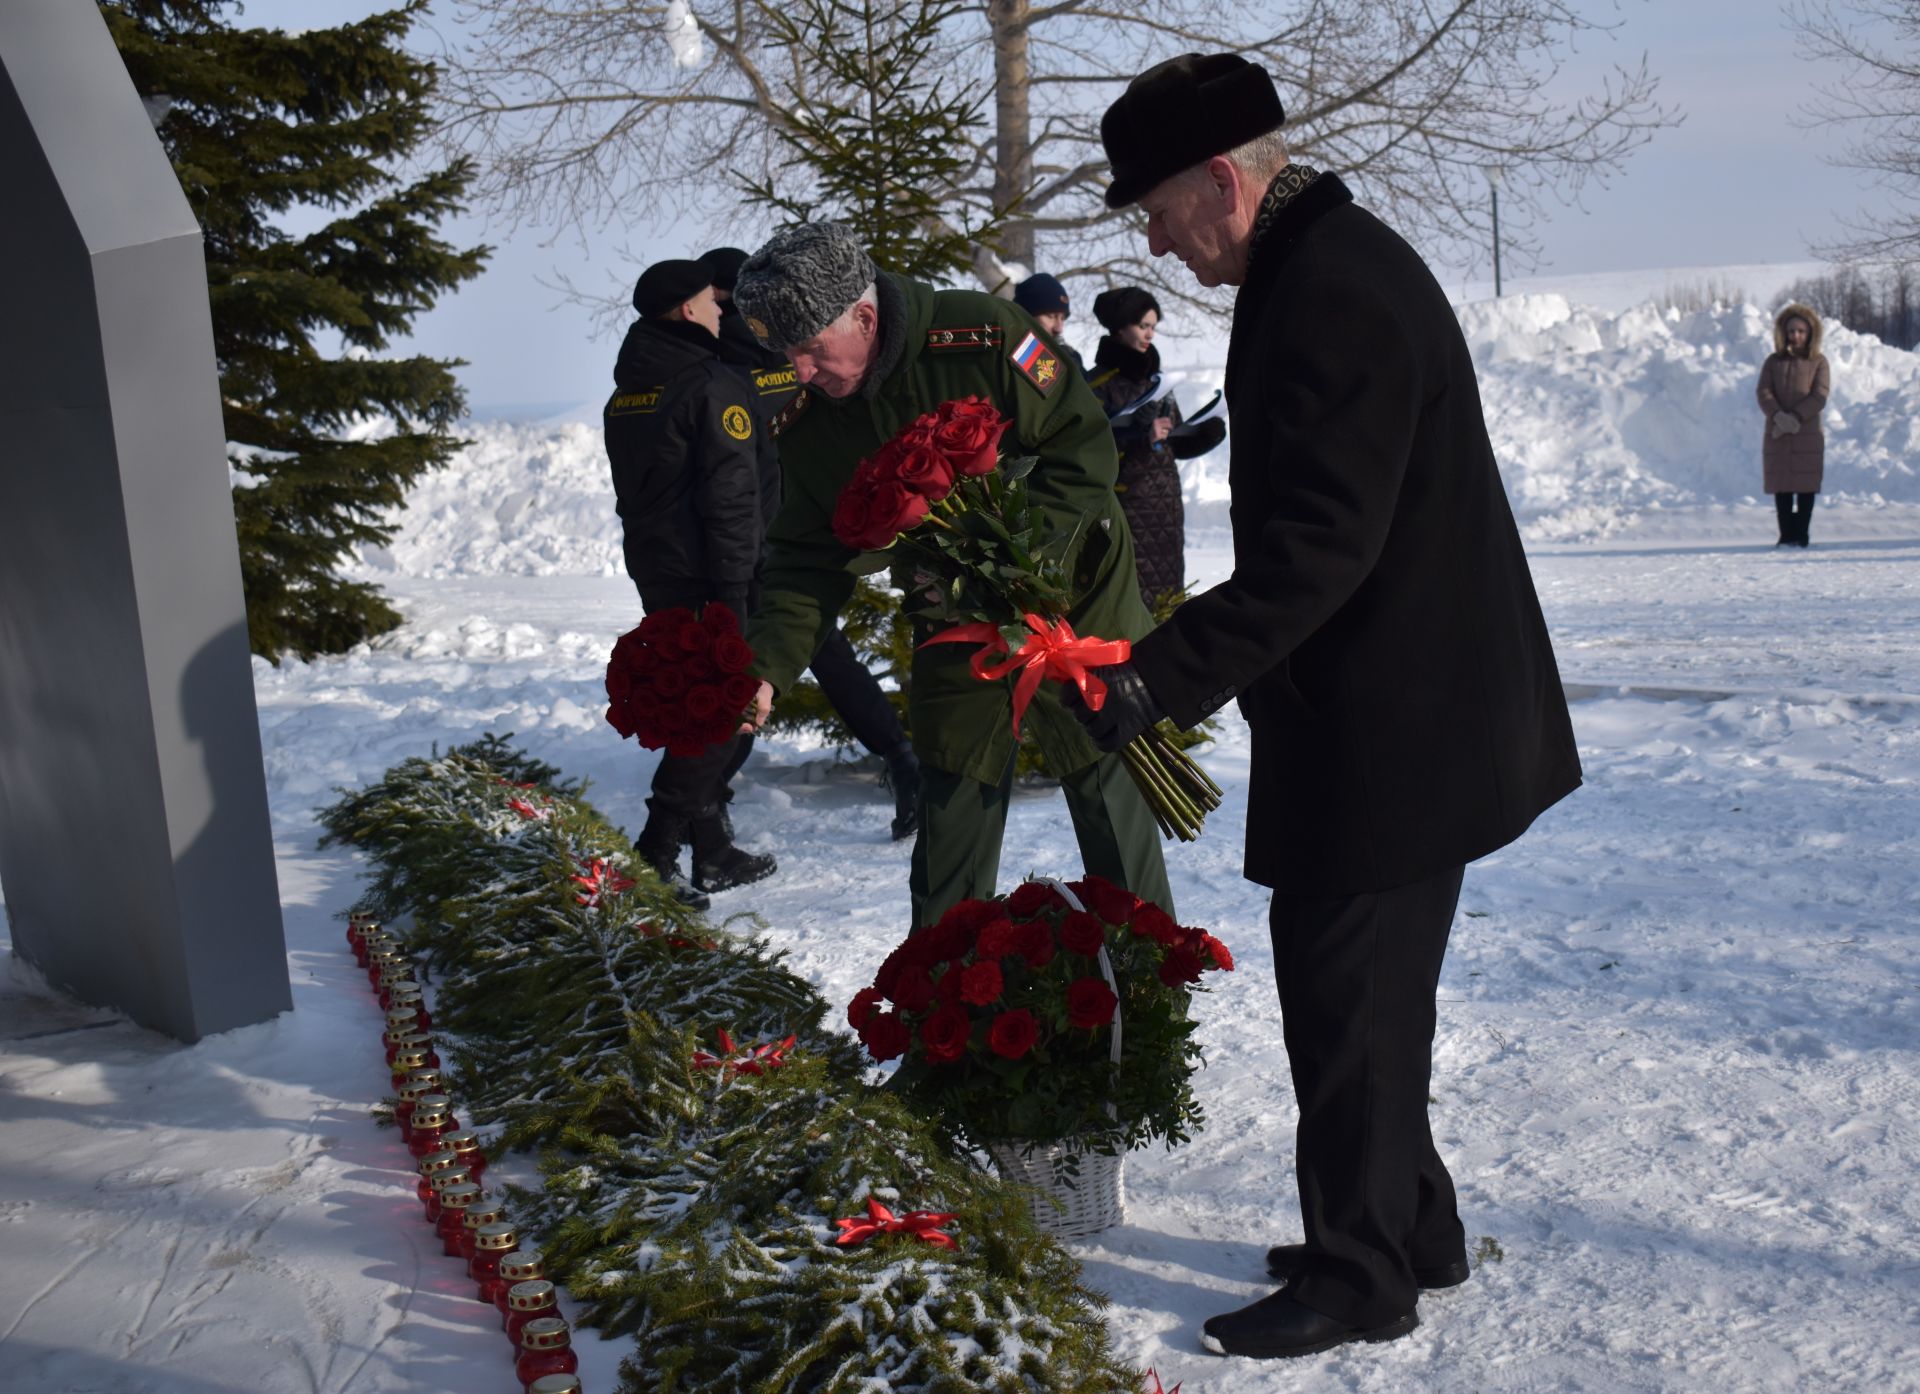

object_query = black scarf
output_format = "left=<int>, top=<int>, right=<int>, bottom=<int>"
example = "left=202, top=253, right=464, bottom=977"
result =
left=1092, top=337, right=1160, bottom=381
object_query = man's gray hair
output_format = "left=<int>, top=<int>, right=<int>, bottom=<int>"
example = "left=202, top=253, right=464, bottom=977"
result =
left=1224, top=127, right=1290, bottom=182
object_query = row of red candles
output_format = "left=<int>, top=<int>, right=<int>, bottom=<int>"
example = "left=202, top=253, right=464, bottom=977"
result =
left=349, top=914, right=584, bottom=1394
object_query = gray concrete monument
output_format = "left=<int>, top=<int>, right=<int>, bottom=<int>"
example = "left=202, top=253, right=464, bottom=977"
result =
left=0, top=0, right=292, bottom=1041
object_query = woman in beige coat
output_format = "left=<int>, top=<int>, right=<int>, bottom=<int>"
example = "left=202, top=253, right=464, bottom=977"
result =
left=1757, top=302, right=1831, bottom=547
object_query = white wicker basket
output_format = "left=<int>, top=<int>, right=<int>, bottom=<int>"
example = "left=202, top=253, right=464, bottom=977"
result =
left=985, top=878, right=1127, bottom=1239
left=985, top=1136, right=1125, bottom=1238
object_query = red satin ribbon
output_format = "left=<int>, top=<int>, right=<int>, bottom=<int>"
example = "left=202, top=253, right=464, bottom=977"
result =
left=833, top=1197, right=959, bottom=1251
left=1145, top=1370, right=1182, bottom=1394
left=571, top=857, right=636, bottom=907
left=921, top=612, right=1131, bottom=737
left=692, top=1028, right=796, bottom=1075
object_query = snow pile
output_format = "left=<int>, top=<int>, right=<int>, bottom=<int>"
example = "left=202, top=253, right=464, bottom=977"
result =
left=357, top=290, right=1919, bottom=578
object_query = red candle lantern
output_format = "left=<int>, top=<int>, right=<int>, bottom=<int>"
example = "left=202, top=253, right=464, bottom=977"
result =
left=389, top=1045, right=440, bottom=1090
left=504, top=1279, right=559, bottom=1348
left=435, top=1183, right=482, bottom=1255
left=384, top=1030, right=434, bottom=1068
left=365, top=947, right=405, bottom=988
left=424, top=1164, right=473, bottom=1223
left=458, top=1198, right=507, bottom=1262
left=515, top=1318, right=579, bottom=1392
left=407, top=1103, right=455, bottom=1160
left=388, top=988, right=432, bottom=1032
left=494, top=1253, right=545, bottom=1327
left=529, top=1376, right=583, bottom=1394
left=468, top=1221, right=519, bottom=1301
left=442, top=1130, right=487, bottom=1182
left=415, top=1150, right=460, bottom=1205
left=395, top=1074, right=444, bottom=1142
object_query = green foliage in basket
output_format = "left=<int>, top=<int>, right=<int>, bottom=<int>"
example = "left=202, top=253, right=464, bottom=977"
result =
left=318, top=735, right=1139, bottom=1393
left=851, top=877, right=1235, bottom=1156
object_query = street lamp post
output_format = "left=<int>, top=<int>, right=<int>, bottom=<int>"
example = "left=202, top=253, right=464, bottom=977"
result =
left=1485, top=166, right=1505, bottom=298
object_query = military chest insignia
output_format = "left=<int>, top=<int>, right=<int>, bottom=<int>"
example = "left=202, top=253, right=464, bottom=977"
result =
left=607, top=386, right=664, bottom=416
left=769, top=389, right=811, bottom=439
left=925, top=324, right=1005, bottom=352
left=721, top=404, right=753, bottom=440
left=1010, top=331, right=1061, bottom=395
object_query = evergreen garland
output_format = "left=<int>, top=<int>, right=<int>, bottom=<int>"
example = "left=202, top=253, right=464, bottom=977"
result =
left=318, top=736, right=1139, bottom=1392
left=103, top=0, right=489, bottom=663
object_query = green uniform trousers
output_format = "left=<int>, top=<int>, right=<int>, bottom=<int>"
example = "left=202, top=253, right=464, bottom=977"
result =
left=907, top=749, right=1175, bottom=929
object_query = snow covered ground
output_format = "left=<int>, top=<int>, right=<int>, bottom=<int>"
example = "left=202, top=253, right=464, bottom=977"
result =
left=4, top=283, right=1919, bottom=1393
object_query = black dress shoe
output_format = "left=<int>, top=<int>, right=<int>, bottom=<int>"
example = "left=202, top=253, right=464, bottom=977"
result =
left=1200, top=1289, right=1417, bottom=1359
left=1264, top=1242, right=1470, bottom=1290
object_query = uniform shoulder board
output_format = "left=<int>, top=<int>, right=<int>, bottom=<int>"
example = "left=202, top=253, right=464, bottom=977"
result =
left=925, top=324, right=1005, bottom=352
left=769, top=389, right=811, bottom=439
left=607, top=385, right=665, bottom=417
left=1009, top=331, right=1063, bottom=396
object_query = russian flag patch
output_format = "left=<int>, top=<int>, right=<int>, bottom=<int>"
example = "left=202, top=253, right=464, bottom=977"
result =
left=1010, top=331, right=1062, bottom=395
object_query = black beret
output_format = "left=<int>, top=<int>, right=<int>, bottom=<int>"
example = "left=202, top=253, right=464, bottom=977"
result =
left=1101, top=53, right=1285, bottom=209
left=1092, top=286, right=1161, bottom=332
left=631, top=258, right=712, bottom=318
left=698, top=246, right=750, bottom=292
left=1013, top=273, right=1070, bottom=317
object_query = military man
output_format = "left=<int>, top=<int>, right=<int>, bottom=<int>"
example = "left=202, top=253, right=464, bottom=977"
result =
left=699, top=245, right=925, bottom=840
left=732, top=223, right=1173, bottom=927
left=604, top=257, right=780, bottom=907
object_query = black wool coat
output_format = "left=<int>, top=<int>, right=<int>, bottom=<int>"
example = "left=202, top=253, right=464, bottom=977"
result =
left=1129, top=174, right=1581, bottom=896
left=603, top=318, right=771, bottom=607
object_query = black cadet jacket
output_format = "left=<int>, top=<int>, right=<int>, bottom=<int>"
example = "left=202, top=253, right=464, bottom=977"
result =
left=1129, top=174, right=1582, bottom=897
left=603, top=317, right=772, bottom=606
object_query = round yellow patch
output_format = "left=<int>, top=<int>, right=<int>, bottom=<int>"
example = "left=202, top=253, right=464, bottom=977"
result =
left=745, top=315, right=771, bottom=342
left=722, top=405, right=753, bottom=441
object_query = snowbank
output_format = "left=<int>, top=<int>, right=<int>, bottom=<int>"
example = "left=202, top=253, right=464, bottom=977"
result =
left=359, top=290, right=1920, bottom=577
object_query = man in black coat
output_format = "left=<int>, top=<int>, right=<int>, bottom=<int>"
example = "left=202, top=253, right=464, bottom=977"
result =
left=1073, top=54, right=1582, bottom=1361
left=605, top=258, right=779, bottom=905
left=698, top=246, right=924, bottom=840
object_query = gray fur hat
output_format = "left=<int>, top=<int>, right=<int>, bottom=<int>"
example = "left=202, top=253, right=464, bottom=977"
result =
left=734, top=222, right=877, bottom=349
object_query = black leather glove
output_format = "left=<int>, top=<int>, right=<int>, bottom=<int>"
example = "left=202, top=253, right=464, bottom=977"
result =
left=1062, top=660, right=1164, bottom=752
left=1170, top=416, right=1227, bottom=459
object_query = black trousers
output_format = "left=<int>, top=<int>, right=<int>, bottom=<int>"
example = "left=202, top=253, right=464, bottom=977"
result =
left=807, top=624, right=905, bottom=756
left=639, top=586, right=752, bottom=817
left=1774, top=492, right=1816, bottom=543
left=1271, top=862, right=1468, bottom=1326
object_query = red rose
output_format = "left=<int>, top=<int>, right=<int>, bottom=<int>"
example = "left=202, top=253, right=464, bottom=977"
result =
left=701, top=604, right=740, bottom=635
left=957, top=960, right=1004, bottom=1006
left=1158, top=946, right=1205, bottom=987
left=857, top=480, right=930, bottom=548
left=892, top=964, right=937, bottom=1012
left=940, top=899, right=1005, bottom=934
left=987, top=1008, right=1039, bottom=1060
left=1059, top=911, right=1106, bottom=957
left=675, top=616, right=713, bottom=655
left=1073, top=875, right=1142, bottom=927
left=720, top=672, right=760, bottom=709
left=974, top=916, right=1020, bottom=960
left=832, top=480, right=877, bottom=549
left=684, top=684, right=724, bottom=723
left=652, top=665, right=688, bottom=700
left=712, top=634, right=754, bottom=675
left=684, top=655, right=718, bottom=683
left=848, top=986, right=885, bottom=1030
left=889, top=439, right=956, bottom=500
left=920, top=1003, right=971, bottom=1063
left=874, top=943, right=915, bottom=999
left=1131, top=904, right=1182, bottom=946
left=933, top=397, right=1010, bottom=476
left=1005, top=881, right=1065, bottom=916
left=636, top=610, right=680, bottom=642
left=1014, top=918, right=1055, bottom=970
left=1065, top=977, right=1119, bottom=1029
left=861, top=1010, right=910, bottom=1062
left=1201, top=933, right=1235, bottom=971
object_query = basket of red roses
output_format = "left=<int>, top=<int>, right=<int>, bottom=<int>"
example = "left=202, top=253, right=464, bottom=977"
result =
left=849, top=875, right=1233, bottom=1238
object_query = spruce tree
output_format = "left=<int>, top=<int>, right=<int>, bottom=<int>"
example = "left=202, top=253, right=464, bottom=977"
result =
left=102, top=0, right=488, bottom=662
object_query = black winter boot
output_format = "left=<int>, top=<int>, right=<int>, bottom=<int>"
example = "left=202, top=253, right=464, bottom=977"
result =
left=634, top=797, right=710, bottom=911
left=882, top=743, right=922, bottom=842
left=689, top=806, right=777, bottom=893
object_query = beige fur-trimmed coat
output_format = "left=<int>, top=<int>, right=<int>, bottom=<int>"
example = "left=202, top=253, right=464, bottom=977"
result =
left=1756, top=302, right=1830, bottom=494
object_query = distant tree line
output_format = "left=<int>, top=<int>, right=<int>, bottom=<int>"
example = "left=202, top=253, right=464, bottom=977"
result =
left=1779, top=263, right=1920, bottom=350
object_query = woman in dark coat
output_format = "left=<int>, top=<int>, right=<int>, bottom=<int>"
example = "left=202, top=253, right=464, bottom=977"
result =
left=1088, top=286, right=1187, bottom=606
left=1757, top=301, right=1831, bottom=547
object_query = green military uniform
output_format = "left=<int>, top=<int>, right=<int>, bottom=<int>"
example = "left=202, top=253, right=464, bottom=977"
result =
left=746, top=272, right=1173, bottom=926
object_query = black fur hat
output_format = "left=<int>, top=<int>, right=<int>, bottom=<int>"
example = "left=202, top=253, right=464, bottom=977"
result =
left=1101, top=53, right=1285, bottom=209
left=632, top=258, right=712, bottom=318
left=1092, top=286, right=1162, bottom=332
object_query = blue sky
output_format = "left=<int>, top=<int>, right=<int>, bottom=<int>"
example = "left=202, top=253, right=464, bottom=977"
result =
left=225, top=0, right=1895, bottom=409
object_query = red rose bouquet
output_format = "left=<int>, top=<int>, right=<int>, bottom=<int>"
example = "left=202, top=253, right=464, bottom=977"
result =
left=848, top=875, right=1233, bottom=1154
left=604, top=605, right=761, bottom=758
left=831, top=398, right=1221, bottom=840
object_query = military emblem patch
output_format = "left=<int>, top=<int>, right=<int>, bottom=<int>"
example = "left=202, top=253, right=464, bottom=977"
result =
left=1010, top=331, right=1061, bottom=395
left=721, top=405, right=753, bottom=440
left=745, top=314, right=772, bottom=343
left=769, top=390, right=811, bottom=439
